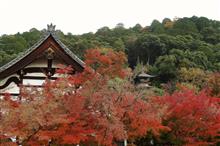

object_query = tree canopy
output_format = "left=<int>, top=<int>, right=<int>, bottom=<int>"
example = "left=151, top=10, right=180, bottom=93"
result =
left=0, top=16, right=219, bottom=83
left=0, top=49, right=219, bottom=146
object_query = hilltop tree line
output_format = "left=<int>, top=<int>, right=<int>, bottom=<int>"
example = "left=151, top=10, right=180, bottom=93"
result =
left=0, top=16, right=220, bottom=84
left=0, top=16, right=220, bottom=146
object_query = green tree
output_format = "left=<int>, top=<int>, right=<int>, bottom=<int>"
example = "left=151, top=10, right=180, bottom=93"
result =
left=171, top=17, right=198, bottom=35
left=155, top=55, right=177, bottom=77
left=150, top=20, right=165, bottom=34
left=22, top=28, right=42, bottom=47
left=128, top=34, right=165, bottom=67
left=0, top=34, right=27, bottom=54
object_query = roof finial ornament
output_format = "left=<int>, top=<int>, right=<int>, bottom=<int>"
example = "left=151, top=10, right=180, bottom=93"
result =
left=47, top=23, right=56, bottom=32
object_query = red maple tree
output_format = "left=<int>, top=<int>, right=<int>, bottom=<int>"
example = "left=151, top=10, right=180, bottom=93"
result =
left=0, top=49, right=166, bottom=146
left=157, top=86, right=220, bottom=145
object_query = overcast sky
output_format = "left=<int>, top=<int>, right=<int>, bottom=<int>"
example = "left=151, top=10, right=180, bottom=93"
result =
left=0, top=0, right=219, bottom=35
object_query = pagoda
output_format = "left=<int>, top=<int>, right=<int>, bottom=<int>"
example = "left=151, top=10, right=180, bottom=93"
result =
left=134, top=71, right=156, bottom=88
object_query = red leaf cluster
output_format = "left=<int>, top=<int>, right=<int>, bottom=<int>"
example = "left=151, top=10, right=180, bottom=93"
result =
left=157, top=87, right=220, bottom=145
left=1, top=49, right=218, bottom=146
left=0, top=49, right=164, bottom=146
left=85, top=49, right=128, bottom=79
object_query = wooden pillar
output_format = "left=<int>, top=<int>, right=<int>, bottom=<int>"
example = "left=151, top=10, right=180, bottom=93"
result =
left=18, top=69, right=24, bottom=100
left=47, top=59, right=53, bottom=77
left=45, top=48, right=55, bottom=78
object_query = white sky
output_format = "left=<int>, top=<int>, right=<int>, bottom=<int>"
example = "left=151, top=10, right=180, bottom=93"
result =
left=0, top=0, right=219, bottom=35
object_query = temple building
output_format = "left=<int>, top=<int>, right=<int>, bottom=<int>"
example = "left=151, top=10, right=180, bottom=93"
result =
left=0, top=24, right=85, bottom=97
left=134, top=72, right=156, bottom=88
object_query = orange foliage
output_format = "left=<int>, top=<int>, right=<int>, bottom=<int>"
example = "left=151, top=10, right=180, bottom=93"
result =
left=0, top=49, right=165, bottom=146
left=208, top=72, right=220, bottom=97
left=157, top=87, right=220, bottom=145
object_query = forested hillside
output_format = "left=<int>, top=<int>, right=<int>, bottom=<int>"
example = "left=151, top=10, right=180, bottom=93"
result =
left=1, top=16, right=220, bottom=84
left=0, top=16, right=220, bottom=145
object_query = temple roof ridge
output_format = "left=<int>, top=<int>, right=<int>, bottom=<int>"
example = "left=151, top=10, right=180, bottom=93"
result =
left=0, top=24, right=85, bottom=79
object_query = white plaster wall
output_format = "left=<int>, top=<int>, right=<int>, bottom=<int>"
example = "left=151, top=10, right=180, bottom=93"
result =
left=25, top=72, right=46, bottom=77
left=0, top=74, right=19, bottom=94
left=25, top=58, right=47, bottom=68
left=23, top=79, right=45, bottom=86
left=0, top=52, right=70, bottom=95
left=1, top=82, right=19, bottom=94
left=0, top=74, right=18, bottom=85
left=0, top=77, right=45, bottom=95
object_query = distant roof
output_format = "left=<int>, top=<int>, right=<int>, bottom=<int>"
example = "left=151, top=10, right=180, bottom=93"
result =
left=137, top=72, right=156, bottom=78
left=0, top=24, right=85, bottom=79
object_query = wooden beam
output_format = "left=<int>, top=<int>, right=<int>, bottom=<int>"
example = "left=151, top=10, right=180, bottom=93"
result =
left=0, top=76, right=20, bottom=89
left=22, top=85, right=43, bottom=88
left=22, top=67, right=50, bottom=74
left=0, top=93, right=19, bottom=96
left=47, top=59, right=53, bottom=77
left=49, top=42, right=84, bottom=72
left=23, top=76, right=57, bottom=80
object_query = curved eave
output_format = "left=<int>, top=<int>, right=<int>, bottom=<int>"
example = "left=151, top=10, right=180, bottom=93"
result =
left=137, top=73, right=156, bottom=78
left=0, top=33, right=50, bottom=74
left=50, top=32, right=85, bottom=67
left=0, top=31, right=85, bottom=79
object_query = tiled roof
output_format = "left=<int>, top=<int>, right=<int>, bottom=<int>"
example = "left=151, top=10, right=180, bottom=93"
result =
left=137, top=72, right=156, bottom=78
left=0, top=24, right=85, bottom=74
